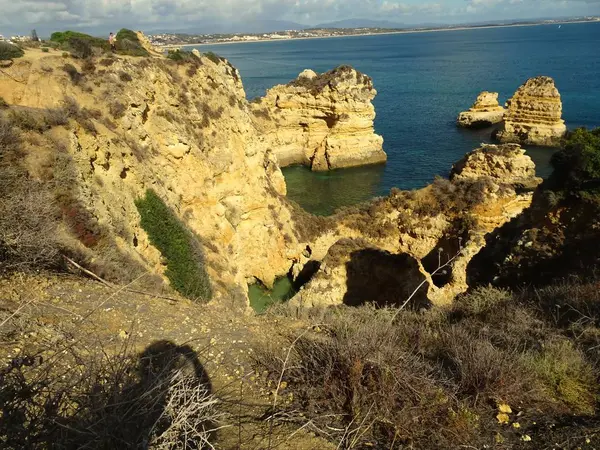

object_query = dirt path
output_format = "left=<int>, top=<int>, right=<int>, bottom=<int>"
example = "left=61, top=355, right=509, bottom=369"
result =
left=0, top=272, right=332, bottom=449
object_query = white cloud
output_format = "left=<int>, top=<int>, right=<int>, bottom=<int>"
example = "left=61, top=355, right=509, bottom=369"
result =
left=0, top=0, right=598, bottom=34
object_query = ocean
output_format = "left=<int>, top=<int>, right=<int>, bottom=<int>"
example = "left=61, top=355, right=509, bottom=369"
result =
left=194, top=22, right=600, bottom=216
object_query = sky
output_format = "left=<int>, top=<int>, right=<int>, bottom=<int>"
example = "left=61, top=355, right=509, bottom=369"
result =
left=1, top=0, right=599, bottom=36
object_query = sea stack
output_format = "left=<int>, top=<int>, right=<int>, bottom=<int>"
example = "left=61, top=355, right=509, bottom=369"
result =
left=496, top=76, right=567, bottom=147
left=457, top=91, right=505, bottom=128
left=250, top=65, right=386, bottom=171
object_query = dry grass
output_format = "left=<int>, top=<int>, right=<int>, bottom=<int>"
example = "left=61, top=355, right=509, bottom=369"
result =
left=254, top=285, right=599, bottom=448
left=0, top=117, right=62, bottom=272
left=0, top=322, right=221, bottom=449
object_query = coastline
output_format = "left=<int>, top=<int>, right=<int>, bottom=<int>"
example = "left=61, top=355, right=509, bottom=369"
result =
left=160, top=19, right=599, bottom=49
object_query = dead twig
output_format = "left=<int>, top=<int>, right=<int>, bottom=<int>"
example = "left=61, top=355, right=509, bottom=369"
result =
left=63, top=255, right=180, bottom=303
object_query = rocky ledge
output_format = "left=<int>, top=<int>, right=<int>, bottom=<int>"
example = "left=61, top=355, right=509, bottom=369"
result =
left=496, top=76, right=567, bottom=147
left=457, top=91, right=505, bottom=128
left=250, top=66, right=386, bottom=171
left=290, top=143, right=542, bottom=309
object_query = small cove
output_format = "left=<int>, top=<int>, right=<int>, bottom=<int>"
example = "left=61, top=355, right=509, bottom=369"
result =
left=197, top=22, right=600, bottom=216
left=248, top=277, right=297, bottom=313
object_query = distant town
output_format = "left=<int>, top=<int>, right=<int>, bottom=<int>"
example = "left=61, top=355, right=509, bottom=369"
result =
left=0, top=16, right=598, bottom=48
left=149, top=16, right=600, bottom=48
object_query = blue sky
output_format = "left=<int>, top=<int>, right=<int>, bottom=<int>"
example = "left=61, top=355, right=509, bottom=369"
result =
left=1, top=0, right=599, bottom=35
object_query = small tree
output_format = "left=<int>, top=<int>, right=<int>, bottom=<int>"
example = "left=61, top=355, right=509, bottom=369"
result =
left=31, top=29, right=39, bottom=42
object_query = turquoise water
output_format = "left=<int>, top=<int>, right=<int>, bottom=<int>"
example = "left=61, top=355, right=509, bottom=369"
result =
left=195, top=23, right=600, bottom=215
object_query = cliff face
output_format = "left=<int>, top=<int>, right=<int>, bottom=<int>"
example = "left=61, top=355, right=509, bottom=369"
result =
left=496, top=76, right=567, bottom=147
left=457, top=91, right=505, bottom=128
left=250, top=66, right=386, bottom=171
left=290, top=144, right=541, bottom=308
left=0, top=50, right=306, bottom=303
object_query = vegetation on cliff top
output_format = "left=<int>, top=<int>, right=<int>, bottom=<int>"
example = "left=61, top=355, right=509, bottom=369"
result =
left=135, top=189, right=212, bottom=302
left=552, top=127, right=600, bottom=198
left=50, top=30, right=109, bottom=58
left=115, top=29, right=149, bottom=57
left=0, top=41, right=25, bottom=61
left=49, top=28, right=148, bottom=58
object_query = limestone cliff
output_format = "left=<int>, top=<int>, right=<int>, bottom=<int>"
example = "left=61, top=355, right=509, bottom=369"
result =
left=457, top=91, right=505, bottom=128
left=250, top=66, right=386, bottom=171
left=291, top=144, right=541, bottom=309
left=496, top=76, right=567, bottom=147
left=0, top=49, right=305, bottom=304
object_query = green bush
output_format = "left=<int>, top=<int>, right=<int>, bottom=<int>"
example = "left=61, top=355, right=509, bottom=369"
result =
left=50, top=31, right=107, bottom=47
left=0, top=97, right=8, bottom=109
left=0, top=41, right=25, bottom=60
left=41, top=47, right=50, bottom=53
left=167, top=49, right=199, bottom=62
left=552, top=127, right=600, bottom=193
left=67, top=37, right=93, bottom=59
left=115, top=29, right=149, bottom=57
left=50, top=31, right=108, bottom=57
left=135, top=190, right=211, bottom=301
left=203, top=51, right=223, bottom=65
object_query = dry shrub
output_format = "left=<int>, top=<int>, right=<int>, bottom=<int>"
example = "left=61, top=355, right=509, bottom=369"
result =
left=8, top=108, right=51, bottom=132
left=109, top=101, right=127, bottom=119
left=0, top=117, right=62, bottom=271
left=99, top=57, right=115, bottom=67
left=0, top=335, right=220, bottom=449
left=62, top=63, right=83, bottom=84
left=81, top=58, right=96, bottom=74
left=254, top=307, right=465, bottom=448
left=119, top=70, right=133, bottom=82
left=255, top=285, right=600, bottom=448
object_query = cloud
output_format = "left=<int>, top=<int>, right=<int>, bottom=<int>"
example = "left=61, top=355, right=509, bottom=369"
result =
left=0, top=0, right=598, bottom=35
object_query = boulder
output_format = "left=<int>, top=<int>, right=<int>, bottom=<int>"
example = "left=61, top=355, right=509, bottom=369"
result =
left=496, top=76, right=567, bottom=147
left=457, top=91, right=505, bottom=128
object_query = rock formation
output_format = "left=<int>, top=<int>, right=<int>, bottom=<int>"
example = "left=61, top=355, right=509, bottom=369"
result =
left=251, top=66, right=386, bottom=171
left=0, top=49, right=305, bottom=304
left=496, top=76, right=567, bottom=147
left=291, top=143, right=542, bottom=309
left=457, top=91, right=505, bottom=128
left=450, top=143, right=542, bottom=190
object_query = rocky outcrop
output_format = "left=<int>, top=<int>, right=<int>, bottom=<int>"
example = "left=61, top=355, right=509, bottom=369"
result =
left=291, top=239, right=430, bottom=309
left=451, top=143, right=542, bottom=190
left=291, top=144, right=542, bottom=308
left=251, top=66, right=386, bottom=171
left=457, top=92, right=505, bottom=128
left=496, top=76, right=567, bottom=147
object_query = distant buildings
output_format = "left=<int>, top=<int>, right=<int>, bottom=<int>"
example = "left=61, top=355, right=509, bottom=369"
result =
left=148, top=16, right=600, bottom=48
left=10, top=35, right=32, bottom=42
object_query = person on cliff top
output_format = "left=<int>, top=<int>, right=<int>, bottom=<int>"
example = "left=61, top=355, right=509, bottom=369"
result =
left=109, top=32, right=116, bottom=52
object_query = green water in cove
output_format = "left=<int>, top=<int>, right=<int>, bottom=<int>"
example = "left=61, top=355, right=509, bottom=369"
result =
left=248, top=277, right=297, bottom=313
left=197, top=22, right=600, bottom=216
